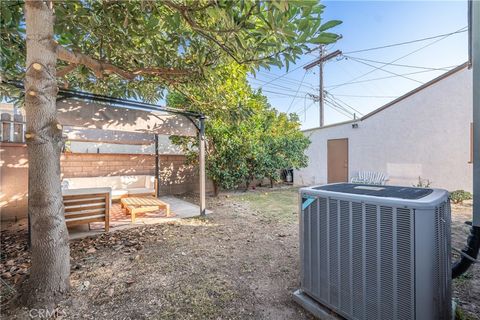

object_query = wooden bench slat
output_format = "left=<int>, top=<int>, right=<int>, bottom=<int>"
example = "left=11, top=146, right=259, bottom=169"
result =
left=66, top=217, right=106, bottom=226
left=63, top=190, right=110, bottom=232
left=65, top=210, right=106, bottom=219
left=63, top=197, right=105, bottom=205
left=65, top=203, right=106, bottom=213
left=63, top=193, right=107, bottom=200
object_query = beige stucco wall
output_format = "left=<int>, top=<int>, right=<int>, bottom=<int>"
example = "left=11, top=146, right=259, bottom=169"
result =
left=0, top=143, right=29, bottom=221
left=294, top=67, right=473, bottom=192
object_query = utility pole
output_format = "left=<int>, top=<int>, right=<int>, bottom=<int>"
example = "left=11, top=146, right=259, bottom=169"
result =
left=318, top=46, right=325, bottom=127
left=304, top=49, right=342, bottom=127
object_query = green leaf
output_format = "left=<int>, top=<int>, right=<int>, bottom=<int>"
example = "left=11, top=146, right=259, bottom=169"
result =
left=319, top=20, right=342, bottom=32
left=1, top=6, right=12, bottom=25
left=310, top=32, right=340, bottom=44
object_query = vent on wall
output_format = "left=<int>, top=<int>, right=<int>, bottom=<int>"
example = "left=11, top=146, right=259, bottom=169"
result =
left=294, top=183, right=451, bottom=320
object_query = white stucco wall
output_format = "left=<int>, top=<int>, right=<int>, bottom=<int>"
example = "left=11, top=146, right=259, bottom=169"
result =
left=295, top=67, right=473, bottom=192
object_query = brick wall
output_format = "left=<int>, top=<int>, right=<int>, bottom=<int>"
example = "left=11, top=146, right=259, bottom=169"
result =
left=1, top=146, right=213, bottom=221
left=60, top=153, right=208, bottom=195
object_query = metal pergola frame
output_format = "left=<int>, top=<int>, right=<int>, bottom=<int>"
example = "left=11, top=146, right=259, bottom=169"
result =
left=0, top=79, right=207, bottom=217
left=54, top=88, right=207, bottom=217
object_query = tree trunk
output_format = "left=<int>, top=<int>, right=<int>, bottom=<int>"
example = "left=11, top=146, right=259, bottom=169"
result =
left=244, top=178, right=250, bottom=192
left=213, top=182, right=219, bottom=197
left=23, top=0, right=70, bottom=307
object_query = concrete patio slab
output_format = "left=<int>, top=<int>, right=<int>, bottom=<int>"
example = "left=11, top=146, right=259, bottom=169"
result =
left=68, top=196, right=212, bottom=240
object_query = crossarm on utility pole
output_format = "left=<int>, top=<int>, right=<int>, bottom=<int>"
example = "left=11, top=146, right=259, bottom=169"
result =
left=304, top=49, right=342, bottom=127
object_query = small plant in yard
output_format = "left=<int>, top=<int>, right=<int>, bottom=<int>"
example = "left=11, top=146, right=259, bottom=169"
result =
left=413, top=176, right=431, bottom=188
left=455, top=305, right=477, bottom=320
left=450, top=190, right=473, bottom=204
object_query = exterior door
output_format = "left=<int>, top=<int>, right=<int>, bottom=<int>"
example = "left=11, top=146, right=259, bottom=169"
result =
left=327, top=138, right=349, bottom=183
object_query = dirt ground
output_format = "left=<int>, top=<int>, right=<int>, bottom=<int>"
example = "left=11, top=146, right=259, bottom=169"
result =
left=1, top=187, right=479, bottom=319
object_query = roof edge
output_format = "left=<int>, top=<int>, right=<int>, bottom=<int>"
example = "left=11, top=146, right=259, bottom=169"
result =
left=302, top=62, right=470, bottom=132
left=302, top=119, right=357, bottom=133
left=360, top=62, right=469, bottom=121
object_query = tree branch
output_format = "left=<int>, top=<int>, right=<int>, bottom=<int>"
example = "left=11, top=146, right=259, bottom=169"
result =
left=163, top=1, right=293, bottom=67
left=54, top=42, right=194, bottom=80
left=56, top=64, right=77, bottom=78
left=163, top=0, right=241, bottom=64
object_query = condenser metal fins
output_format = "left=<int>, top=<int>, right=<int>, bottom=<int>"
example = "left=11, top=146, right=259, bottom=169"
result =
left=295, top=183, right=451, bottom=320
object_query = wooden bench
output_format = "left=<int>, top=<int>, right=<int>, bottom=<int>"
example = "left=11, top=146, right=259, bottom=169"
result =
left=62, top=187, right=111, bottom=232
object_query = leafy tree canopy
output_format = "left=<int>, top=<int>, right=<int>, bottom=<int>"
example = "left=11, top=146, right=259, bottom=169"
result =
left=1, top=0, right=341, bottom=102
left=168, top=64, right=310, bottom=192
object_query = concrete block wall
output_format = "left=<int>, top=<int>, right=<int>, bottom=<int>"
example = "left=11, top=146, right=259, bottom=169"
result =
left=60, top=153, right=207, bottom=195
left=1, top=145, right=212, bottom=221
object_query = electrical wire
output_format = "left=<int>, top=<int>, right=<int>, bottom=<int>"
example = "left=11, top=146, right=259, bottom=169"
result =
left=248, top=77, right=313, bottom=95
left=324, top=99, right=354, bottom=119
left=343, top=28, right=468, bottom=54
left=325, top=98, right=355, bottom=117
left=347, top=56, right=425, bottom=84
left=253, top=28, right=466, bottom=102
left=261, top=89, right=316, bottom=100
left=254, top=70, right=316, bottom=87
left=256, top=63, right=310, bottom=89
left=343, top=56, right=454, bottom=71
left=325, top=92, right=364, bottom=116
left=296, top=100, right=316, bottom=118
left=331, top=26, right=468, bottom=90
left=286, top=72, right=308, bottom=113
left=326, top=66, right=456, bottom=89
left=331, top=94, right=398, bottom=98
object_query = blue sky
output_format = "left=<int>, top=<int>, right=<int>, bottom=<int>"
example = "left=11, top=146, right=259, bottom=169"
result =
left=248, top=0, right=469, bottom=130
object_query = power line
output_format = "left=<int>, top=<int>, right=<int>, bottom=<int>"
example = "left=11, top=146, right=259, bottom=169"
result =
left=255, top=60, right=314, bottom=89
left=249, top=79, right=311, bottom=96
left=343, top=28, right=468, bottom=54
left=324, top=99, right=354, bottom=119
left=343, top=56, right=453, bottom=71
left=286, top=72, right=308, bottom=113
left=248, top=76, right=313, bottom=94
left=326, top=66, right=457, bottom=89
left=332, top=26, right=468, bottom=89
left=296, top=100, right=316, bottom=118
left=331, top=94, right=398, bottom=98
left=326, top=92, right=364, bottom=116
left=261, top=89, right=316, bottom=100
left=254, top=71, right=316, bottom=87
left=325, top=97, right=355, bottom=116
left=253, top=27, right=466, bottom=96
left=347, top=56, right=424, bottom=84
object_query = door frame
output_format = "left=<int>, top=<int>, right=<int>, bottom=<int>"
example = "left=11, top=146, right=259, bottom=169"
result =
left=327, top=138, right=349, bottom=183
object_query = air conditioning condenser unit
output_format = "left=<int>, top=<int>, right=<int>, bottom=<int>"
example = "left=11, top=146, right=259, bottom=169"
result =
left=293, top=183, right=451, bottom=320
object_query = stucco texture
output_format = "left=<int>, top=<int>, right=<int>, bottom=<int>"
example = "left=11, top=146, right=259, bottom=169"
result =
left=295, top=67, right=473, bottom=192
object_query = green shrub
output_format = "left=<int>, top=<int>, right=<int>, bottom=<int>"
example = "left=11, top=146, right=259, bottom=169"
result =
left=450, top=190, right=473, bottom=204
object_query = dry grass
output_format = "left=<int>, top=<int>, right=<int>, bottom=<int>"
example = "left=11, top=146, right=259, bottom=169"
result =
left=1, top=187, right=479, bottom=319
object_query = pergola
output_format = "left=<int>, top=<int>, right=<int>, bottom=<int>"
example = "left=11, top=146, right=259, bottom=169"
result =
left=55, top=88, right=206, bottom=216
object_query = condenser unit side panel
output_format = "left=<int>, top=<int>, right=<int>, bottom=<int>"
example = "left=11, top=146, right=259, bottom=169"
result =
left=414, top=208, right=437, bottom=320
